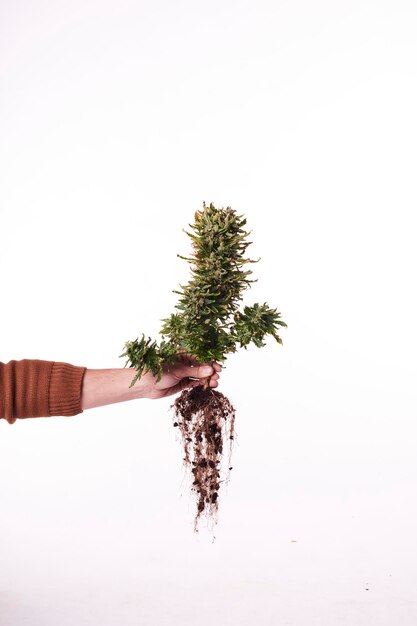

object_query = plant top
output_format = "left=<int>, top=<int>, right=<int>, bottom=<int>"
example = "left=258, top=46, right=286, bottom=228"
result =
left=120, top=202, right=286, bottom=386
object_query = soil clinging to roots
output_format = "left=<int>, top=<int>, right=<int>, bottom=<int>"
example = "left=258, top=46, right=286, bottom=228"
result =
left=171, top=385, right=236, bottom=531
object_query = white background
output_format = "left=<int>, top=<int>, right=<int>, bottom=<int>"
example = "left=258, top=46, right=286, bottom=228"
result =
left=1, top=0, right=417, bottom=624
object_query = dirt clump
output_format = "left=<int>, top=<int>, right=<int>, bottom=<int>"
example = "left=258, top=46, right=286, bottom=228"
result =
left=172, top=385, right=236, bottom=531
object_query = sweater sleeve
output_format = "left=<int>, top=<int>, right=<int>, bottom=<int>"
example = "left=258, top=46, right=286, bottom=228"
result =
left=0, top=359, right=87, bottom=425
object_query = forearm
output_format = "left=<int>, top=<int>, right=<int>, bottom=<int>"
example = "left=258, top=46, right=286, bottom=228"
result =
left=80, top=368, right=143, bottom=411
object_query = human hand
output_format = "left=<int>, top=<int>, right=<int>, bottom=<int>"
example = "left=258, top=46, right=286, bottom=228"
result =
left=136, top=353, right=222, bottom=400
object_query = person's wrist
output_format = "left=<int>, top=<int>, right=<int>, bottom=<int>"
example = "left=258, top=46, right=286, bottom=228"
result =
left=124, top=368, right=147, bottom=400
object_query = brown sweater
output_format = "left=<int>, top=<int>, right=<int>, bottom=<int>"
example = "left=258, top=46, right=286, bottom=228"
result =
left=0, top=359, right=87, bottom=425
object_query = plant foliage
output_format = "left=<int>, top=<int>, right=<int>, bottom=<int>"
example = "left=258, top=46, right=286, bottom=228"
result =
left=120, top=202, right=287, bottom=384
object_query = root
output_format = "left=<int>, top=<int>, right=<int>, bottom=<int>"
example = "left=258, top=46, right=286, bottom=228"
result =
left=171, top=385, right=236, bottom=531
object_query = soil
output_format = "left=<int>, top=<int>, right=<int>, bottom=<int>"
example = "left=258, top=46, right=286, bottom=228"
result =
left=171, top=385, right=236, bottom=531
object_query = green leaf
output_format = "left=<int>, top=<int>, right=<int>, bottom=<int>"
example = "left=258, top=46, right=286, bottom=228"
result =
left=120, top=203, right=286, bottom=384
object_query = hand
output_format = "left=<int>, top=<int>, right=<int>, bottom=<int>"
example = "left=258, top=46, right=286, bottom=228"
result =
left=137, top=353, right=222, bottom=399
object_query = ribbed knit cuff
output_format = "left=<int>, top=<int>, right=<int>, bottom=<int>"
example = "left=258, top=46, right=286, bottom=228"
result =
left=48, top=362, right=87, bottom=417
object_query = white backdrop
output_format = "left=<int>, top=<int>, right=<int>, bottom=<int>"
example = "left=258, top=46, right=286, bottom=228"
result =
left=1, top=1, right=417, bottom=624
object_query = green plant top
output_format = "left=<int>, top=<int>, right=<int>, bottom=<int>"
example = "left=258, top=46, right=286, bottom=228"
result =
left=120, top=202, right=287, bottom=387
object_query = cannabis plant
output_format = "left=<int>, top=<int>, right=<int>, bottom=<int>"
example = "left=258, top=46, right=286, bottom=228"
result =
left=120, top=202, right=286, bottom=530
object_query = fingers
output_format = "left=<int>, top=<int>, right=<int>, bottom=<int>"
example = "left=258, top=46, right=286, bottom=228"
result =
left=164, top=374, right=219, bottom=398
left=175, top=352, right=223, bottom=376
left=175, top=363, right=221, bottom=382
left=175, top=352, right=202, bottom=367
left=188, top=374, right=219, bottom=387
left=176, top=363, right=214, bottom=380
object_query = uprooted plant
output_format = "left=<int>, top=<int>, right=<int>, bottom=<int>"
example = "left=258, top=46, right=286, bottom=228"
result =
left=119, top=202, right=286, bottom=531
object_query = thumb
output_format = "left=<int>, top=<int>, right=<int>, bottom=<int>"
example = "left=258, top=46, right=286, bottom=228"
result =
left=176, top=363, right=214, bottom=380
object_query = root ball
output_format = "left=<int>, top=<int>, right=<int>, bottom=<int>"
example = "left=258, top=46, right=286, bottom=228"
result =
left=171, top=385, right=236, bottom=531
